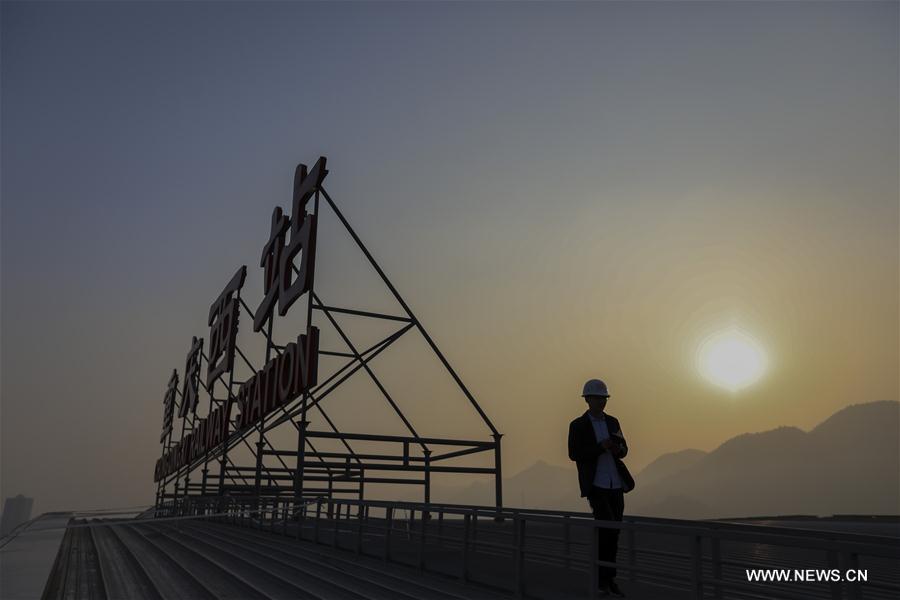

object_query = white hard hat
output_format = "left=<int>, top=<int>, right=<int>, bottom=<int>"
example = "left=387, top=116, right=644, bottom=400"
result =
left=582, top=379, right=610, bottom=398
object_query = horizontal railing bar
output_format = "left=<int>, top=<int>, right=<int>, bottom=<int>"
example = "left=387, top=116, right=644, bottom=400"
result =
left=292, top=461, right=496, bottom=474
left=355, top=477, right=427, bottom=485
left=304, top=430, right=496, bottom=447
left=429, top=445, right=496, bottom=461
left=159, top=492, right=900, bottom=600
left=225, top=467, right=296, bottom=472
left=225, top=471, right=362, bottom=481
left=368, top=500, right=900, bottom=549
left=326, top=499, right=900, bottom=558
left=411, top=501, right=900, bottom=546
left=261, top=450, right=428, bottom=462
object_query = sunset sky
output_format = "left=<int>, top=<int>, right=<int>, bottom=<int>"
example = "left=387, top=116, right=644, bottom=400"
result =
left=2, top=1, right=897, bottom=515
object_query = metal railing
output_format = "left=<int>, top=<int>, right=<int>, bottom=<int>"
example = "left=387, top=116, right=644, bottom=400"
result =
left=156, top=496, right=900, bottom=600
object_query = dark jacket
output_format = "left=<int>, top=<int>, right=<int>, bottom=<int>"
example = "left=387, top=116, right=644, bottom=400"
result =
left=568, top=411, right=635, bottom=497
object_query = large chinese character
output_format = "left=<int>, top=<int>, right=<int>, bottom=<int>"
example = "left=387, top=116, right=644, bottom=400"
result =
left=207, top=266, right=246, bottom=387
left=179, top=336, right=204, bottom=418
left=160, top=369, right=178, bottom=443
left=253, top=207, right=289, bottom=331
left=254, top=157, right=327, bottom=330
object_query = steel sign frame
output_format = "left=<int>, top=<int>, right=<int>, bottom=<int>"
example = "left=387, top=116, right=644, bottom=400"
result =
left=153, top=157, right=503, bottom=519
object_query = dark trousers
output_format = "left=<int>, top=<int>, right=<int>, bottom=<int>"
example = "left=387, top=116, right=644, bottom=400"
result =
left=587, top=486, right=625, bottom=582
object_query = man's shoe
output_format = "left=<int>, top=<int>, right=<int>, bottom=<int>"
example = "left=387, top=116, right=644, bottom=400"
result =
left=598, top=580, right=611, bottom=596
left=608, top=580, right=626, bottom=597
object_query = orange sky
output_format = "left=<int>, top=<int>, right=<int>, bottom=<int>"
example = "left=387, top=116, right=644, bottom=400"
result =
left=2, top=1, right=897, bottom=514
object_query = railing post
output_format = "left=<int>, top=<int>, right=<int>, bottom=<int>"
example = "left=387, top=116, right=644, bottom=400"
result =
left=493, top=433, right=504, bottom=522
left=627, top=523, right=637, bottom=584
left=461, top=512, right=471, bottom=582
left=332, top=501, right=339, bottom=548
left=385, top=506, right=394, bottom=563
left=291, top=498, right=306, bottom=540
left=417, top=507, right=427, bottom=570
left=424, top=449, right=432, bottom=523
left=589, top=521, right=599, bottom=600
left=297, top=500, right=306, bottom=540
left=563, top=515, right=571, bottom=569
left=846, top=551, right=861, bottom=600
left=711, top=532, right=722, bottom=600
left=514, top=516, right=526, bottom=598
left=356, top=502, right=364, bottom=555
left=691, top=534, right=703, bottom=600
left=314, top=498, right=322, bottom=544
left=827, top=549, right=842, bottom=600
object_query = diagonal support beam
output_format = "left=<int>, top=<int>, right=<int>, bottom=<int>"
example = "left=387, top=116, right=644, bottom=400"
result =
left=265, top=322, right=413, bottom=432
left=321, top=188, right=499, bottom=437
left=314, top=291, right=428, bottom=452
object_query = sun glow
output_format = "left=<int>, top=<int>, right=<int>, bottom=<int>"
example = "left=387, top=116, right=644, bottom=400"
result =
left=697, top=328, right=767, bottom=391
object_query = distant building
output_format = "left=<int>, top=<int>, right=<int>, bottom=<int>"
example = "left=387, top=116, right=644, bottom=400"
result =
left=0, top=494, right=34, bottom=536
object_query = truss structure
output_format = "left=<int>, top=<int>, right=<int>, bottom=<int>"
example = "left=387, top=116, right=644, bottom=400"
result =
left=154, top=157, right=502, bottom=517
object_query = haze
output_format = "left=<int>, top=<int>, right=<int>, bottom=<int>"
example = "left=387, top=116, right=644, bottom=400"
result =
left=1, top=1, right=897, bottom=515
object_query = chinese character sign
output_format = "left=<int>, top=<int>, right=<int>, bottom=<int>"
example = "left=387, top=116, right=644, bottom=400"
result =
left=207, top=266, right=246, bottom=387
left=254, top=207, right=289, bottom=331
left=160, top=369, right=179, bottom=443
left=254, top=157, right=327, bottom=330
left=179, top=336, right=204, bottom=418
left=155, top=158, right=329, bottom=483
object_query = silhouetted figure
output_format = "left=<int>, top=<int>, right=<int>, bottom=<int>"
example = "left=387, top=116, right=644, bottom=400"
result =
left=568, top=379, right=634, bottom=597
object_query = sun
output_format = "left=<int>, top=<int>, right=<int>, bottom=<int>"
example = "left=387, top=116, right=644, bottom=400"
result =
left=697, top=328, right=767, bottom=391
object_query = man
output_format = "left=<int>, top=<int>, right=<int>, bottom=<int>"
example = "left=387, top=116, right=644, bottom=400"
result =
left=568, top=378, right=634, bottom=597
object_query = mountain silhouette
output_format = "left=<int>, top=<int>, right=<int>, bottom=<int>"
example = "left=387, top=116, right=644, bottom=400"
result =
left=627, top=401, right=899, bottom=518
left=634, top=448, right=707, bottom=488
left=432, top=401, right=899, bottom=519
